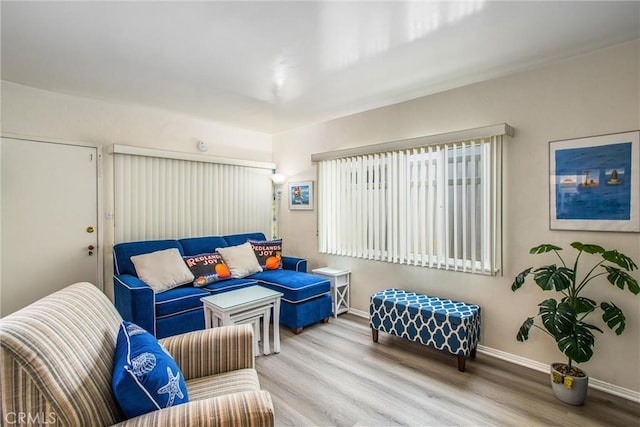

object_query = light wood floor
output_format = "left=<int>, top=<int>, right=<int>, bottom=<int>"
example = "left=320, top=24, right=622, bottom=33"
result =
left=255, top=314, right=640, bottom=427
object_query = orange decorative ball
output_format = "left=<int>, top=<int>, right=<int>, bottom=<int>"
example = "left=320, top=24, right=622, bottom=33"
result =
left=265, top=256, right=280, bottom=270
left=215, top=263, right=231, bottom=278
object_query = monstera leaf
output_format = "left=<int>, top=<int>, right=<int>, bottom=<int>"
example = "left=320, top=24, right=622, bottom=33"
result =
left=533, top=265, right=573, bottom=292
left=539, top=299, right=575, bottom=338
left=529, top=244, right=562, bottom=255
left=602, top=249, right=638, bottom=271
left=511, top=267, right=532, bottom=291
left=571, top=242, right=604, bottom=254
left=601, top=302, right=626, bottom=335
left=561, top=296, right=597, bottom=315
left=556, top=322, right=597, bottom=364
left=516, top=317, right=534, bottom=342
left=604, top=266, right=640, bottom=294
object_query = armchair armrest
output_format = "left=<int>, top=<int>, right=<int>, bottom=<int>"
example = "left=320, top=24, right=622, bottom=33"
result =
left=282, top=256, right=307, bottom=273
left=159, top=324, right=254, bottom=380
left=112, top=390, right=274, bottom=427
left=113, top=274, right=156, bottom=334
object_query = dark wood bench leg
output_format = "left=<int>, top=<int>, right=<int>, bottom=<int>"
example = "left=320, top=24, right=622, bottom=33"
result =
left=470, top=346, right=477, bottom=360
left=371, top=328, right=379, bottom=343
left=457, top=356, right=466, bottom=372
left=292, top=327, right=303, bottom=334
left=322, top=317, right=330, bottom=323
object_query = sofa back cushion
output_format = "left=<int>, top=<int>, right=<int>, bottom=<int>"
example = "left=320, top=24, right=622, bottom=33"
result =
left=180, top=236, right=229, bottom=256
left=114, top=239, right=183, bottom=277
left=217, top=242, right=263, bottom=278
left=223, top=232, right=267, bottom=247
left=0, top=282, right=124, bottom=425
left=131, top=248, right=195, bottom=292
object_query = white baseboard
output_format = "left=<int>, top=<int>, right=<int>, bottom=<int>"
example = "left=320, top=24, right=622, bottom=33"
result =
left=348, top=307, right=368, bottom=318
left=477, top=345, right=640, bottom=403
left=346, top=308, right=640, bottom=403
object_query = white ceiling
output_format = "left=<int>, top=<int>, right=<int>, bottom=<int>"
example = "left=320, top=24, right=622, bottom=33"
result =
left=2, top=1, right=639, bottom=134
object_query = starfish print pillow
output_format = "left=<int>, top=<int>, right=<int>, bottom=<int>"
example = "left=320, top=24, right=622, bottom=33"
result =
left=112, top=321, right=189, bottom=418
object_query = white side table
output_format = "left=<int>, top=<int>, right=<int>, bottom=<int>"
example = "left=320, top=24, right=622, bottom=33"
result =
left=312, top=267, right=350, bottom=318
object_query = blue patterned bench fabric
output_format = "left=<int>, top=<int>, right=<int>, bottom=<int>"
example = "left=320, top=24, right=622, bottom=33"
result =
left=369, top=288, right=481, bottom=371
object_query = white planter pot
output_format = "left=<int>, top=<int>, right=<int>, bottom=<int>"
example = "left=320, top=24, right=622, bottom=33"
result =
left=550, top=363, right=589, bottom=406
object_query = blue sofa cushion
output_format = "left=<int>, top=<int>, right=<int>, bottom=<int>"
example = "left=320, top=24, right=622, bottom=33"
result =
left=112, top=321, right=189, bottom=418
left=250, top=270, right=330, bottom=303
left=203, top=277, right=259, bottom=294
left=179, top=236, right=229, bottom=256
left=183, top=252, right=231, bottom=286
left=114, top=240, right=183, bottom=277
left=280, top=293, right=333, bottom=330
left=155, top=286, right=209, bottom=318
left=223, top=232, right=267, bottom=247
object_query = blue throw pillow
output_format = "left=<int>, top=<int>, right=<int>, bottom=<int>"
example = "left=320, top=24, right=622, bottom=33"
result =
left=112, top=321, right=189, bottom=418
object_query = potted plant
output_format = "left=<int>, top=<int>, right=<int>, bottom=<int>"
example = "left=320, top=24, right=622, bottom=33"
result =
left=511, top=242, right=639, bottom=405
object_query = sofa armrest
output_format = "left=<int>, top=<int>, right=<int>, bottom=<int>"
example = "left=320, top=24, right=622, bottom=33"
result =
left=282, top=256, right=307, bottom=273
left=159, top=324, right=254, bottom=380
left=111, top=390, right=274, bottom=427
left=113, top=274, right=156, bottom=335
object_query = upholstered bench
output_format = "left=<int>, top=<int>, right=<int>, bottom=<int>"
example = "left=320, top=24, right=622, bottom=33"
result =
left=369, top=288, right=481, bottom=372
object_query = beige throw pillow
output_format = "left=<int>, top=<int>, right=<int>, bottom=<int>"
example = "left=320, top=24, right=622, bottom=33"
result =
left=217, top=242, right=263, bottom=278
left=131, top=248, right=195, bottom=293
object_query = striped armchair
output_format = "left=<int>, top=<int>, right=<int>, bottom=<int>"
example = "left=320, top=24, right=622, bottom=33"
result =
left=0, top=282, right=274, bottom=426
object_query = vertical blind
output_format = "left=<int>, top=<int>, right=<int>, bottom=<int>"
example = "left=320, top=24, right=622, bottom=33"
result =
left=318, top=135, right=503, bottom=275
left=114, top=151, right=273, bottom=243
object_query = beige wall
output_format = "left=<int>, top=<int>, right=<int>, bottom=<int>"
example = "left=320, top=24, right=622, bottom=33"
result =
left=1, top=81, right=272, bottom=161
left=1, top=82, right=272, bottom=300
left=273, top=40, right=640, bottom=392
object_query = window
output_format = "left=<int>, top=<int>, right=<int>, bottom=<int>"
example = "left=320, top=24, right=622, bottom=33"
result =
left=316, top=126, right=508, bottom=275
left=112, top=146, right=274, bottom=243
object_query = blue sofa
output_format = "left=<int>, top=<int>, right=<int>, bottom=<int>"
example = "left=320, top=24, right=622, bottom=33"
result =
left=113, top=232, right=333, bottom=338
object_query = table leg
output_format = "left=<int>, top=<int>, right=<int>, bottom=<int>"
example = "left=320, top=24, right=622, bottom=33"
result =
left=252, top=317, right=260, bottom=357
left=262, top=307, right=271, bottom=355
left=222, top=313, right=231, bottom=328
left=203, top=306, right=211, bottom=329
left=273, top=298, right=281, bottom=353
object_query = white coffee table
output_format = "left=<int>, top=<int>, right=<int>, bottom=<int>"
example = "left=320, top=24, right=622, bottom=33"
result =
left=201, top=285, right=283, bottom=355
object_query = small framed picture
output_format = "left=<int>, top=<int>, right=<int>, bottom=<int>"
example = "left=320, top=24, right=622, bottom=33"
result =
left=549, top=130, right=639, bottom=232
left=288, top=181, right=313, bottom=210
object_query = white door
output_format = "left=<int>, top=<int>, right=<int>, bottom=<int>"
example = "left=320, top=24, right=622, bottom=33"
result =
left=1, top=138, right=99, bottom=316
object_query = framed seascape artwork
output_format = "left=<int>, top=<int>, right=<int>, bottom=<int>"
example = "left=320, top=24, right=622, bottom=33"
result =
left=288, top=181, right=313, bottom=210
left=549, top=130, right=639, bottom=232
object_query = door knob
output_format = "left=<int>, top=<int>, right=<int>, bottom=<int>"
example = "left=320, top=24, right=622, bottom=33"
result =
left=88, top=245, right=95, bottom=256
